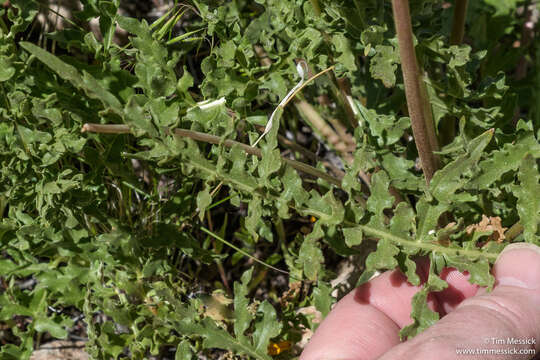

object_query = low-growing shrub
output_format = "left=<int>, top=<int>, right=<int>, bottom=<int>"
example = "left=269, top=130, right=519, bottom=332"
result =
left=0, top=0, right=538, bottom=359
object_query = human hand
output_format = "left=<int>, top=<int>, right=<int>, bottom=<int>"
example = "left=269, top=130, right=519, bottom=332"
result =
left=300, top=243, right=540, bottom=360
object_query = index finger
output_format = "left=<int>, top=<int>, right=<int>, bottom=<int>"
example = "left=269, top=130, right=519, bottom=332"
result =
left=300, top=261, right=478, bottom=360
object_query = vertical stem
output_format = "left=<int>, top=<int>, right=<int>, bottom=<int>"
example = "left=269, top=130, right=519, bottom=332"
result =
left=309, top=0, right=321, bottom=16
left=392, top=0, right=440, bottom=184
left=450, top=0, right=468, bottom=45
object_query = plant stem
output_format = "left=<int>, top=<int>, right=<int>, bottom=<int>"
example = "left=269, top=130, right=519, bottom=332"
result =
left=506, top=222, right=524, bottom=242
left=357, top=224, right=498, bottom=261
left=201, top=227, right=289, bottom=275
left=392, top=0, right=440, bottom=183
left=309, top=0, right=321, bottom=16
left=82, top=123, right=131, bottom=133
left=450, top=0, right=468, bottom=45
left=81, top=123, right=342, bottom=187
left=295, top=100, right=352, bottom=159
left=189, top=156, right=498, bottom=262
left=294, top=100, right=371, bottom=188
left=85, top=124, right=499, bottom=261
left=282, top=65, right=336, bottom=108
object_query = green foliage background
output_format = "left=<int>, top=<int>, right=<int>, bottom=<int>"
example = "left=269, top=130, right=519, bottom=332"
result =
left=0, top=0, right=539, bottom=359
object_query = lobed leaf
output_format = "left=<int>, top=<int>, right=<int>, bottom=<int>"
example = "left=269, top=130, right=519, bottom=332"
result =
left=513, top=155, right=540, bottom=244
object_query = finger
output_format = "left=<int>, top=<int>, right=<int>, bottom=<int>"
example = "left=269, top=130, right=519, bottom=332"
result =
left=378, top=243, right=540, bottom=360
left=434, top=266, right=480, bottom=314
left=300, top=263, right=442, bottom=360
left=299, top=270, right=408, bottom=360
left=300, top=258, right=485, bottom=360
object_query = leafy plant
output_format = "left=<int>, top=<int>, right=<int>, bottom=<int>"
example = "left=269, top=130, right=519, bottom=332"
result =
left=0, top=0, right=539, bottom=359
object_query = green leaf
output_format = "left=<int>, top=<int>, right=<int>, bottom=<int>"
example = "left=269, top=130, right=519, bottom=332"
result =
left=197, top=318, right=270, bottom=360
left=196, top=185, right=212, bottom=221
left=333, top=34, right=357, bottom=72
left=513, top=155, right=540, bottom=244
left=245, top=197, right=263, bottom=241
left=484, top=0, right=519, bottom=16
left=370, top=44, right=399, bottom=88
left=430, top=129, right=493, bottom=202
left=381, top=153, right=420, bottom=191
left=366, top=239, right=399, bottom=271
left=124, top=95, right=158, bottom=137
left=117, top=15, right=146, bottom=37
left=298, top=223, right=324, bottom=281
left=358, top=104, right=410, bottom=146
left=147, top=98, right=179, bottom=128
left=400, top=255, right=448, bottom=339
left=448, top=45, right=471, bottom=68
left=34, top=318, right=68, bottom=339
left=389, top=202, right=415, bottom=239
left=445, top=255, right=495, bottom=289
left=233, top=268, right=253, bottom=340
left=400, top=289, right=439, bottom=339
left=9, top=0, right=38, bottom=35
left=426, top=272, right=448, bottom=292
left=343, top=227, right=363, bottom=247
left=416, top=198, right=447, bottom=241
left=81, top=70, right=124, bottom=114
left=260, top=73, right=288, bottom=101
left=98, top=2, right=118, bottom=51
left=470, top=132, right=540, bottom=189
left=0, top=56, right=15, bottom=82
left=19, top=42, right=123, bottom=114
left=366, top=171, right=394, bottom=227
left=175, top=340, right=193, bottom=360
left=360, top=25, right=386, bottom=48
left=280, top=166, right=309, bottom=206
left=252, top=301, right=281, bottom=353
left=304, top=190, right=345, bottom=226
left=258, top=147, right=281, bottom=179
left=313, top=282, right=333, bottom=318
left=177, top=66, right=194, bottom=95
left=401, top=256, right=420, bottom=286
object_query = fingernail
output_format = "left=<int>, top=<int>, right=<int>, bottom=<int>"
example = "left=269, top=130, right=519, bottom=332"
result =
left=495, top=243, right=540, bottom=290
left=498, top=242, right=540, bottom=258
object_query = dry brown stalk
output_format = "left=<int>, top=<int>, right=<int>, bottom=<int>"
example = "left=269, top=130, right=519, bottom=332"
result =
left=81, top=123, right=342, bottom=187
left=392, top=0, right=440, bottom=183
left=295, top=100, right=351, bottom=158
left=294, top=100, right=372, bottom=187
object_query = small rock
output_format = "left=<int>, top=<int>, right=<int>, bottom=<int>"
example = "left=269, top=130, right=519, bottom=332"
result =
left=30, top=340, right=89, bottom=360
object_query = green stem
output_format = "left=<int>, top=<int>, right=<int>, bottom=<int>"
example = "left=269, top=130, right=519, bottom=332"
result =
left=201, top=227, right=289, bottom=274
left=83, top=124, right=501, bottom=262
left=357, top=225, right=498, bottom=261
left=506, top=222, right=524, bottom=242
left=186, top=154, right=499, bottom=262
left=392, top=0, right=440, bottom=183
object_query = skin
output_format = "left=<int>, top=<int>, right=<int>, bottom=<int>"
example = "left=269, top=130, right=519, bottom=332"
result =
left=300, top=243, right=540, bottom=360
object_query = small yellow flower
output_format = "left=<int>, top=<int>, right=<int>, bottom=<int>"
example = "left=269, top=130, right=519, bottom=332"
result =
left=267, top=341, right=292, bottom=356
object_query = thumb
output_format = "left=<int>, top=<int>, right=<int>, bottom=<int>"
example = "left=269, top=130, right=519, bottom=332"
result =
left=379, top=243, right=540, bottom=360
